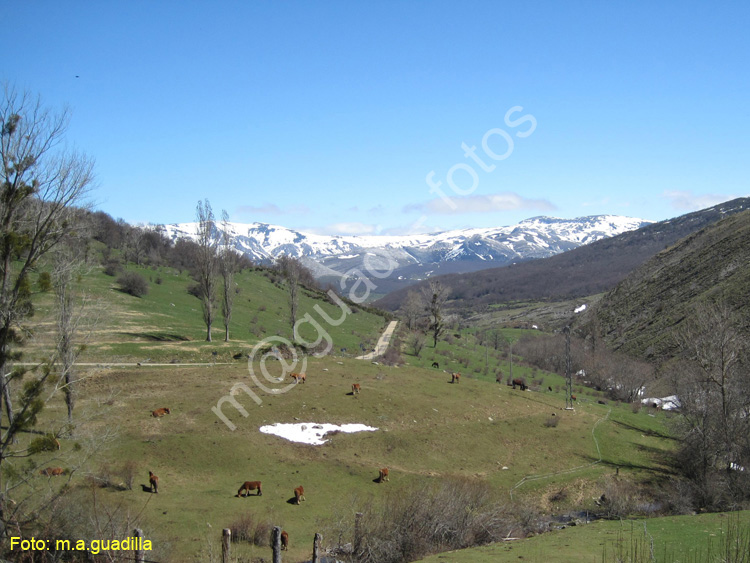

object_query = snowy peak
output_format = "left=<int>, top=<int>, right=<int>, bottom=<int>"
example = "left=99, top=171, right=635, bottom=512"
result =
left=156, top=214, right=652, bottom=293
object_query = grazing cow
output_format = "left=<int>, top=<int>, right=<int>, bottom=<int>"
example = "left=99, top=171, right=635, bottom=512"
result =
left=237, top=481, right=262, bottom=497
left=40, top=467, right=64, bottom=477
left=290, top=372, right=306, bottom=384
left=378, top=467, right=390, bottom=483
left=571, top=394, right=577, bottom=401
left=511, top=378, right=527, bottom=391
left=432, top=362, right=439, bottom=369
left=149, top=471, right=159, bottom=493
left=294, top=486, right=306, bottom=505
left=451, top=372, right=461, bottom=384
left=281, top=530, right=289, bottom=550
left=152, top=407, right=171, bottom=418
left=352, top=383, right=361, bottom=394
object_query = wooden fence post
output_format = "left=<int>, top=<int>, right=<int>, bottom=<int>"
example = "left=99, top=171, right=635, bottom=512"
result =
left=222, top=528, right=231, bottom=563
left=134, top=528, right=144, bottom=563
left=272, top=526, right=282, bottom=563
left=312, top=532, right=322, bottom=563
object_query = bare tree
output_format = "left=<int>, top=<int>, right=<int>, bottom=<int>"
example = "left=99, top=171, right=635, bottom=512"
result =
left=0, top=87, right=93, bottom=426
left=218, top=211, right=238, bottom=342
left=407, top=331, right=426, bottom=357
left=122, top=226, right=146, bottom=265
left=422, top=280, right=448, bottom=348
left=670, top=301, right=750, bottom=507
left=52, top=238, right=90, bottom=424
left=275, top=255, right=303, bottom=334
left=195, top=200, right=217, bottom=342
left=401, top=290, right=422, bottom=331
left=0, top=85, right=93, bottom=534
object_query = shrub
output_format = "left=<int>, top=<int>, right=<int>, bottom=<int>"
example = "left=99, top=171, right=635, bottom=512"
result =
left=118, top=460, right=138, bottom=491
left=103, top=259, right=122, bottom=277
left=38, top=271, right=52, bottom=292
left=117, top=271, right=149, bottom=297
left=228, top=512, right=273, bottom=546
left=186, top=282, right=202, bottom=298
left=325, top=477, right=518, bottom=563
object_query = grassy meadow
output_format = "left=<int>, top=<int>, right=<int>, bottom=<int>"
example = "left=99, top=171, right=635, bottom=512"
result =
left=28, top=357, right=676, bottom=561
left=14, top=260, right=682, bottom=562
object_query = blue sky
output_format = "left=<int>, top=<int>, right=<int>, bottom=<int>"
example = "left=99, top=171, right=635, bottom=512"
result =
left=3, top=1, right=748, bottom=235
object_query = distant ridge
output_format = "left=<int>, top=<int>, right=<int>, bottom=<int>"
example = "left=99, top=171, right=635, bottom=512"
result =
left=156, top=214, right=650, bottom=295
left=374, top=197, right=750, bottom=312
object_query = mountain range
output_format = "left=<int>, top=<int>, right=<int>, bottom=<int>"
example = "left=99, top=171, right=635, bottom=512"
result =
left=156, top=215, right=651, bottom=296
left=374, top=197, right=750, bottom=313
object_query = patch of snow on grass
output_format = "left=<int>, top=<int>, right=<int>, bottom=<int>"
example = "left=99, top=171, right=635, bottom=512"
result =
left=641, top=395, right=680, bottom=411
left=259, top=422, right=378, bottom=445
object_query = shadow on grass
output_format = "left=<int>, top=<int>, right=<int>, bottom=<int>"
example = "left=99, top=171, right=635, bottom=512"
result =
left=119, top=332, right=190, bottom=342
left=611, top=419, right=676, bottom=440
left=582, top=455, right=678, bottom=475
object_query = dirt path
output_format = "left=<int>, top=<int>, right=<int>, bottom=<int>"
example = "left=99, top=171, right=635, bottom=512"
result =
left=357, top=320, right=399, bottom=360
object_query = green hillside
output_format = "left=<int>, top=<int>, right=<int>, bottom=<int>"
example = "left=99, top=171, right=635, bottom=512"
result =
left=24, top=260, right=389, bottom=364
left=593, top=208, right=750, bottom=359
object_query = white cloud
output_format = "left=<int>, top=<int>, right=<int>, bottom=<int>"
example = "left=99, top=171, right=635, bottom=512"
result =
left=404, top=192, right=556, bottom=215
left=663, top=190, right=738, bottom=211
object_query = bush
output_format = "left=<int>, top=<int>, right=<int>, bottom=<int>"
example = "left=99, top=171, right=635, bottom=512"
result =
left=187, top=282, right=202, bottom=298
left=117, top=271, right=149, bottom=297
left=103, top=259, right=122, bottom=277
left=38, top=271, right=52, bottom=292
left=325, top=478, right=519, bottom=563
left=228, top=512, right=273, bottom=546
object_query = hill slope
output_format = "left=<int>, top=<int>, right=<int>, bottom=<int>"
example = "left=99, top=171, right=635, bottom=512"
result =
left=375, top=198, right=750, bottom=313
left=592, top=208, right=750, bottom=359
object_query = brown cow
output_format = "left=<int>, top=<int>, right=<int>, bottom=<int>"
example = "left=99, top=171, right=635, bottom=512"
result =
left=294, top=485, right=306, bottom=505
left=281, top=530, right=289, bottom=550
left=40, top=467, right=64, bottom=477
left=571, top=394, right=577, bottom=401
left=152, top=407, right=171, bottom=418
left=451, top=372, right=461, bottom=384
left=237, top=481, right=263, bottom=497
left=511, top=378, right=527, bottom=391
left=352, top=383, right=361, bottom=394
left=149, top=471, right=159, bottom=493
left=378, top=467, right=390, bottom=483
left=290, top=372, right=306, bottom=384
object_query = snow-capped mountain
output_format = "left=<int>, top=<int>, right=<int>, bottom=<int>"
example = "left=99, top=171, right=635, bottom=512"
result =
left=156, top=215, right=652, bottom=295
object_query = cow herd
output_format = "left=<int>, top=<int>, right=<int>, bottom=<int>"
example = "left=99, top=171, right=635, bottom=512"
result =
left=113, top=361, right=556, bottom=554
